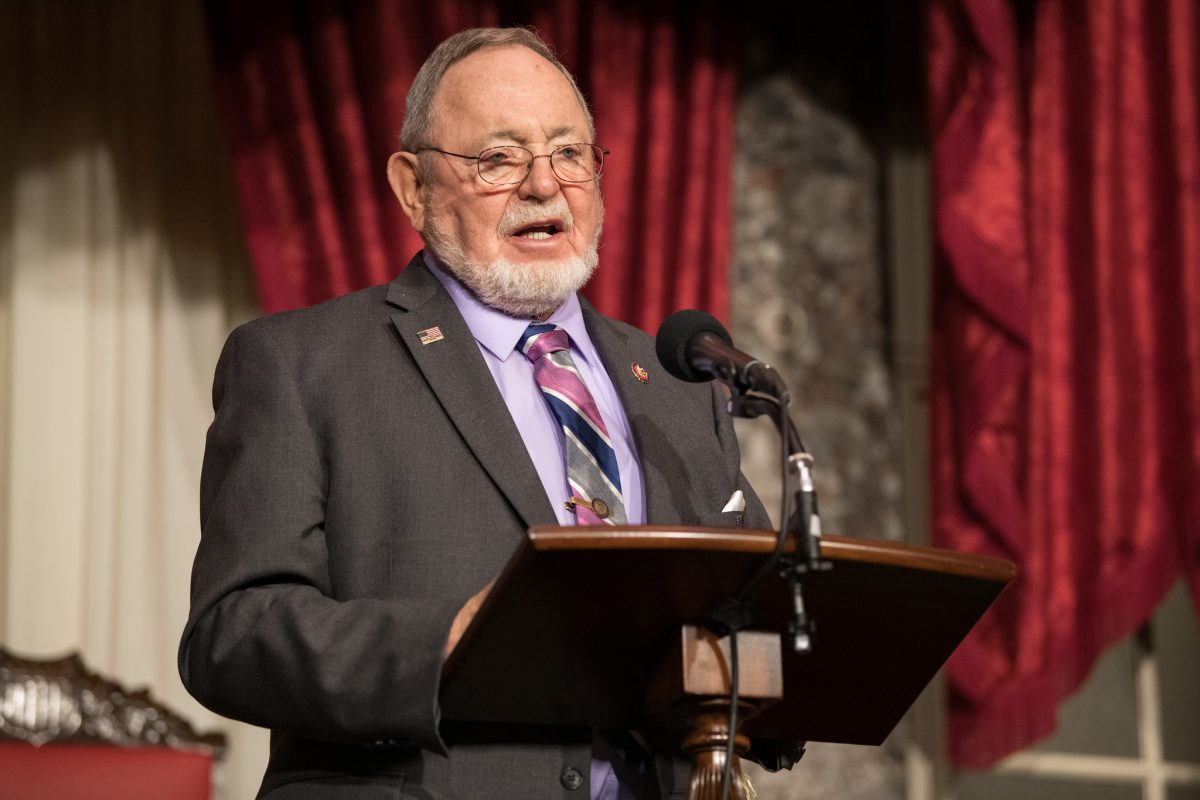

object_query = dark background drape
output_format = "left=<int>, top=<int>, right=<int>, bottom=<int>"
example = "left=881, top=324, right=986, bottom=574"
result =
left=204, top=0, right=737, bottom=332
left=928, top=0, right=1200, bottom=768
left=204, top=0, right=1200, bottom=774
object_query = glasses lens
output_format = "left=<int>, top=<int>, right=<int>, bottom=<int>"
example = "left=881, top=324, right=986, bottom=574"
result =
left=477, top=147, right=527, bottom=184
left=552, top=145, right=603, bottom=182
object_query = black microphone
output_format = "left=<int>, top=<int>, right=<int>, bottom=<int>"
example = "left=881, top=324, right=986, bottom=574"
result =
left=655, top=309, right=787, bottom=398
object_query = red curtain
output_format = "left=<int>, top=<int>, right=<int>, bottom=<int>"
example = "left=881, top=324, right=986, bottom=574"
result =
left=928, top=0, right=1200, bottom=767
left=204, top=0, right=737, bottom=331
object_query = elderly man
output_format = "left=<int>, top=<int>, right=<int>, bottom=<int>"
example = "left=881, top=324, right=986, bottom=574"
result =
left=181, top=27, right=769, bottom=800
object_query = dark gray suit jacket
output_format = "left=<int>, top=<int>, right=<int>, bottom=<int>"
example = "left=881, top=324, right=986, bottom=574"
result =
left=180, top=255, right=770, bottom=799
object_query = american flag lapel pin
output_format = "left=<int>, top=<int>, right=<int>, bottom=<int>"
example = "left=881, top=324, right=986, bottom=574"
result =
left=417, top=326, right=444, bottom=345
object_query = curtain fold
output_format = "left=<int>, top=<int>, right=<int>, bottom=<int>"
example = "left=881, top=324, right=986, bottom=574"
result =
left=927, top=0, right=1200, bottom=768
left=204, top=0, right=737, bottom=332
left=0, top=2, right=265, bottom=796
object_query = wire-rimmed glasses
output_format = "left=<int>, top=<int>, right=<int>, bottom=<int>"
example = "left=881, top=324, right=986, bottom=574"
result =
left=416, top=143, right=608, bottom=185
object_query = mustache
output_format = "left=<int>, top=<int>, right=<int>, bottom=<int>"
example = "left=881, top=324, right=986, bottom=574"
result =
left=497, top=198, right=574, bottom=236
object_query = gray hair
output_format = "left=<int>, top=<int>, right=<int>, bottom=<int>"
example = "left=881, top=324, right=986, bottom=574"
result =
left=399, top=27, right=595, bottom=152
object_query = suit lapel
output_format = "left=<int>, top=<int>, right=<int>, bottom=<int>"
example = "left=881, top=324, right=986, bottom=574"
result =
left=387, top=256, right=557, bottom=529
left=581, top=303, right=678, bottom=525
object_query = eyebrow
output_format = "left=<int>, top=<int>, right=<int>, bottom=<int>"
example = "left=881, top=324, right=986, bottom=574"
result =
left=485, top=125, right=584, bottom=146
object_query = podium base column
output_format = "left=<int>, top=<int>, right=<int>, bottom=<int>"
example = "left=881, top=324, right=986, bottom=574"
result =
left=680, top=698, right=761, bottom=800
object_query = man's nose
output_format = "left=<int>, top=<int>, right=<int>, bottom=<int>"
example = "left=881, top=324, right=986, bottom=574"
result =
left=517, top=154, right=561, bottom=200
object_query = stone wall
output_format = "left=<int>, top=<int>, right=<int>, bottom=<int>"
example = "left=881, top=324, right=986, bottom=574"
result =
left=729, top=5, right=912, bottom=798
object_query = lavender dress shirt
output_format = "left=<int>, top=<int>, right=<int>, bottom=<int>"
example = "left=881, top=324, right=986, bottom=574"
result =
left=425, top=254, right=645, bottom=799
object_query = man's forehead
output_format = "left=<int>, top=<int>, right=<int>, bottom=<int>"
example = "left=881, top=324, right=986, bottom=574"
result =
left=444, top=44, right=562, bottom=84
left=429, top=46, right=590, bottom=145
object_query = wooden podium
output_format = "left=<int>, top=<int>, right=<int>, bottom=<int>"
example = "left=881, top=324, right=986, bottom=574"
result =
left=441, top=526, right=1013, bottom=798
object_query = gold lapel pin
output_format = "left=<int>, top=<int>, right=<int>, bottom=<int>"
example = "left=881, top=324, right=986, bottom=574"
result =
left=631, top=362, right=649, bottom=383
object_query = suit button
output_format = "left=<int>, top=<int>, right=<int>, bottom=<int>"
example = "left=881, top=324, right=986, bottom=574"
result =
left=560, top=766, right=584, bottom=790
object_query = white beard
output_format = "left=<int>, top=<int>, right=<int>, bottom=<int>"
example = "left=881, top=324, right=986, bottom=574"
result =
left=422, top=196, right=602, bottom=319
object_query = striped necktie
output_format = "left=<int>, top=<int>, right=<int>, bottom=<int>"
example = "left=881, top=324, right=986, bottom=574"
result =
left=519, top=323, right=627, bottom=526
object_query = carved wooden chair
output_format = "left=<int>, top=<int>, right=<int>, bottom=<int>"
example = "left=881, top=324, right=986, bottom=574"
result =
left=0, top=647, right=226, bottom=800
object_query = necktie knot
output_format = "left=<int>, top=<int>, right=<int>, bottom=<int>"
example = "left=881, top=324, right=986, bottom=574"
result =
left=519, top=323, right=569, bottom=363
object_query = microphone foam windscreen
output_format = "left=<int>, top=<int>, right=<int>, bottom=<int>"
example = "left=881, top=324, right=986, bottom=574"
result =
left=655, top=309, right=734, bottom=382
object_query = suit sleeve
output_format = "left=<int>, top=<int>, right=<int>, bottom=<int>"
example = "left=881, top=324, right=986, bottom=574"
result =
left=179, top=321, right=457, bottom=753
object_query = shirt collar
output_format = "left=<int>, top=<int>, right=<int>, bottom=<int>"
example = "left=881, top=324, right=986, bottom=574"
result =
left=423, top=250, right=589, bottom=362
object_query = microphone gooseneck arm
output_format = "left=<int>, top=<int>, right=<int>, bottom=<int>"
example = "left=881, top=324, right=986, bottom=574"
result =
left=730, top=387, right=828, bottom=655
left=654, top=310, right=830, bottom=646
left=656, top=309, right=830, bottom=800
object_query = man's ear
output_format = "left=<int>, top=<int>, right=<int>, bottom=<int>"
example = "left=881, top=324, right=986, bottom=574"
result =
left=387, top=151, right=426, bottom=231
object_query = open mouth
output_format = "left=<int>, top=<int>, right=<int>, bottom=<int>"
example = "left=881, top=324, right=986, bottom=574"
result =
left=511, top=220, right=565, bottom=240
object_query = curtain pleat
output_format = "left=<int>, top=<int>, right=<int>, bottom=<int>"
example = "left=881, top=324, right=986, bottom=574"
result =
left=928, top=0, right=1200, bottom=767
left=204, top=0, right=737, bottom=331
left=0, top=1, right=265, bottom=795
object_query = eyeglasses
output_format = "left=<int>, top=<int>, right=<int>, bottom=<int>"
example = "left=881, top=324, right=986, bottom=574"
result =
left=416, top=143, right=609, bottom=185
